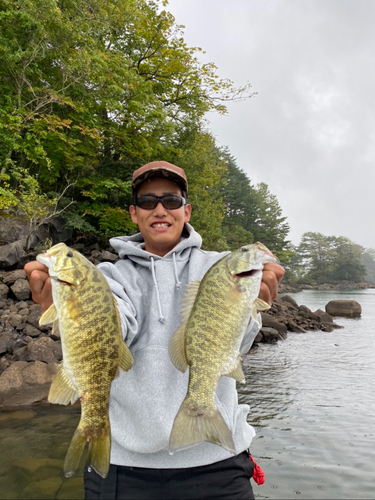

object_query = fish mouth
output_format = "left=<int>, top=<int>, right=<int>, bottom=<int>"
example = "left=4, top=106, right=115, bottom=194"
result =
left=51, top=276, right=74, bottom=286
left=235, top=269, right=262, bottom=278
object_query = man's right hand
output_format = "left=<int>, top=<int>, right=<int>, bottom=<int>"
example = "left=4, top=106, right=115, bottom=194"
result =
left=24, top=261, right=53, bottom=311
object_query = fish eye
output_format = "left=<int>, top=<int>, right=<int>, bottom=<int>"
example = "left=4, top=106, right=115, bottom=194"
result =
left=241, top=247, right=248, bottom=253
left=67, top=251, right=73, bottom=257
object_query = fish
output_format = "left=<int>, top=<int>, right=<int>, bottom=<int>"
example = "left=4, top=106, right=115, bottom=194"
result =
left=168, top=242, right=277, bottom=455
left=36, top=242, right=133, bottom=478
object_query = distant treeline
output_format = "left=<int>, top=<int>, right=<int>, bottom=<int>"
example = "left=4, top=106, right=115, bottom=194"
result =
left=285, top=232, right=375, bottom=285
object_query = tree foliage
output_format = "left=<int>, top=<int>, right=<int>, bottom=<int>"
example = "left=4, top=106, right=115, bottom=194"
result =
left=0, top=0, right=293, bottom=257
left=290, top=232, right=366, bottom=284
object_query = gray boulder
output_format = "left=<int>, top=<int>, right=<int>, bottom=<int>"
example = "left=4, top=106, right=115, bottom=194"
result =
left=0, top=283, right=9, bottom=299
left=0, top=240, right=24, bottom=268
left=325, top=300, right=361, bottom=317
left=10, top=279, right=31, bottom=300
left=261, top=312, right=288, bottom=334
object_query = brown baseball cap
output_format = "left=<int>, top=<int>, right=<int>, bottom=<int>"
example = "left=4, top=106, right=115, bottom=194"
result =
left=132, top=161, right=188, bottom=195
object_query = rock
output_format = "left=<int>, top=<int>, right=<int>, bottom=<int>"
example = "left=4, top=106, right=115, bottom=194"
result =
left=26, top=304, right=47, bottom=329
left=254, top=331, right=263, bottom=343
left=98, top=250, right=118, bottom=263
left=0, top=240, right=24, bottom=268
left=10, top=279, right=31, bottom=300
left=261, top=327, right=284, bottom=342
left=8, top=313, right=24, bottom=328
left=2, top=269, right=27, bottom=285
left=313, top=309, right=334, bottom=323
left=280, top=295, right=299, bottom=309
left=0, top=361, right=28, bottom=394
left=0, top=283, right=9, bottom=299
left=24, top=337, right=59, bottom=363
left=261, top=313, right=288, bottom=334
left=23, top=324, right=42, bottom=338
left=0, top=331, right=13, bottom=355
left=0, top=361, right=58, bottom=406
left=325, top=300, right=362, bottom=317
left=288, top=320, right=306, bottom=333
left=21, top=476, right=62, bottom=500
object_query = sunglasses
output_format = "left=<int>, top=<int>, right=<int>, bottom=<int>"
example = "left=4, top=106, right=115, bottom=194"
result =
left=135, top=195, right=187, bottom=210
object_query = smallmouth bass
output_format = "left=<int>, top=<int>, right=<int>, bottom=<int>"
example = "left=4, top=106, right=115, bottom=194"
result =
left=168, top=242, right=277, bottom=455
left=37, top=243, right=133, bottom=478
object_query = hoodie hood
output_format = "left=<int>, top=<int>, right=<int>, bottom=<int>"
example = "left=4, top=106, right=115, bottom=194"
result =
left=109, top=223, right=203, bottom=265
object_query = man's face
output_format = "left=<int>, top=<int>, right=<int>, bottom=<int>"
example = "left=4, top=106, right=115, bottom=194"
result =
left=129, top=177, right=192, bottom=257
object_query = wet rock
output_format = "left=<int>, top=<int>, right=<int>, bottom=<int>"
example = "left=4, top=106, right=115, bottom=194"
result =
left=21, top=476, right=62, bottom=500
left=288, top=321, right=306, bottom=333
left=0, top=361, right=28, bottom=393
left=254, top=331, right=263, bottom=343
left=56, top=476, right=85, bottom=500
left=325, top=300, right=362, bottom=317
left=314, top=309, right=334, bottom=323
left=261, top=327, right=283, bottom=342
left=261, top=313, right=288, bottom=334
left=10, top=279, right=31, bottom=300
left=0, top=361, right=58, bottom=406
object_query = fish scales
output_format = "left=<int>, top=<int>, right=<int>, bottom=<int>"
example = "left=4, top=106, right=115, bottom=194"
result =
left=37, top=243, right=133, bottom=479
left=169, top=243, right=277, bottom=455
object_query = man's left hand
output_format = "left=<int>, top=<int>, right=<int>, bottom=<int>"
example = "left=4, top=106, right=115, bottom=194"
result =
left=258, top=263, right=285, bottom=307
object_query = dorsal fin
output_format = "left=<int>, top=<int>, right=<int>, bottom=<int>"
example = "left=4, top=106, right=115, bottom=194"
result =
left=180, top=281, right=201, bottom=322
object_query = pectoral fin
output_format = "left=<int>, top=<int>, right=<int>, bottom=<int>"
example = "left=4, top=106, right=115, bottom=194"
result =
left=225, top=357, right=245, bottom=383
left=225, top=284, right=246, bottom=308
left=251, top=298, right=270, bottom=324
left=118, top=341, right=133, bottom=372
left=39, top=304, right=58, bottom=326
left=48, top=364, right=79, bottom=405
left=169, top=320, right=189, bottom=372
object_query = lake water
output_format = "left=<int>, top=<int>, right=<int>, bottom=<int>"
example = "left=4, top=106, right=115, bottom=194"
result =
left=241, top=289, right=375, bottom=499
left=0, top=289, right=374, bottom=499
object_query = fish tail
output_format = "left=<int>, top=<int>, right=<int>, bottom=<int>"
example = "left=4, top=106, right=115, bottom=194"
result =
left=64, top=427, right=88, bottom=478
left=169, top=398, right=236, bottom=455
left=64, top=425, right=110, bottom=479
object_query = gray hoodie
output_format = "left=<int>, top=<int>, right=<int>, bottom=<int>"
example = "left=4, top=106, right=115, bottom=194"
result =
left=97, top=224, right=260, bottom=469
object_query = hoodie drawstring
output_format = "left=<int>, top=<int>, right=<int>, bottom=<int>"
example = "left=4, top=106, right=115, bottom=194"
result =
left=172, top=252, right=182, bottom=290
left=150, top=257, right=165, bottom=323
left=150, top=254, right=182, bottom=323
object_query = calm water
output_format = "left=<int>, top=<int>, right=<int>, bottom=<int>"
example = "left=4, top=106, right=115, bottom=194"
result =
left=240, top=289, right=375, bottom=499
left=0, top=289, right=374, bottom=499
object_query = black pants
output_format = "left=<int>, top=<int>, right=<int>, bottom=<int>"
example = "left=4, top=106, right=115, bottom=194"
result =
left=84, top=451, right=255, bottom=500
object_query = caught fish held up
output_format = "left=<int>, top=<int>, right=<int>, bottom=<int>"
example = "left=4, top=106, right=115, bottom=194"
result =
left=37, top=243, right=133, bottom=478
left=168, top=242, right=277, bottom=455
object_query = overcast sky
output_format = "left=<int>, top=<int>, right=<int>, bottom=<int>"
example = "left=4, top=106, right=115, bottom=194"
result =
left=166, top=0, right=375, bottom=250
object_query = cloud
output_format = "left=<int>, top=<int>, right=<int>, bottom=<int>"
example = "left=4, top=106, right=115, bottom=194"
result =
left=167, top=0, right=375, bottom=249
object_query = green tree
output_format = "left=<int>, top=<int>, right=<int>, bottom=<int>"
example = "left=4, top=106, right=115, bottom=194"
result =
left=361, top=247, right=375, bottom=283
left=0, top=0, right=254, bottom=243
left=293, top=232, right=366, bottom=284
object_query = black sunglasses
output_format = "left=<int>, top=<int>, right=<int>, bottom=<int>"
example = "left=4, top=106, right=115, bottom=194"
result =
left=135, top=195, right=186, bottom=210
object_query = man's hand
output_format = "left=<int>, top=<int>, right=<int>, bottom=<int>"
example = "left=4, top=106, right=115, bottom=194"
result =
left=24, top=261, right=53, bottom=311
left=258, top=262, right=285, bottom=307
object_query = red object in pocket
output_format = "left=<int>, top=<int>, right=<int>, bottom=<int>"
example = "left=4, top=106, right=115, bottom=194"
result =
left=248, top=455, right=265, bottom=485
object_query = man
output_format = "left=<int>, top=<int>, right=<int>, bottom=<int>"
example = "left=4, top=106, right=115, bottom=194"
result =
left=25, top=161, right=284, bottom=499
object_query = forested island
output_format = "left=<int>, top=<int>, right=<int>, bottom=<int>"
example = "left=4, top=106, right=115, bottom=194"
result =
left=1, top=0, right=375, bottom=286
